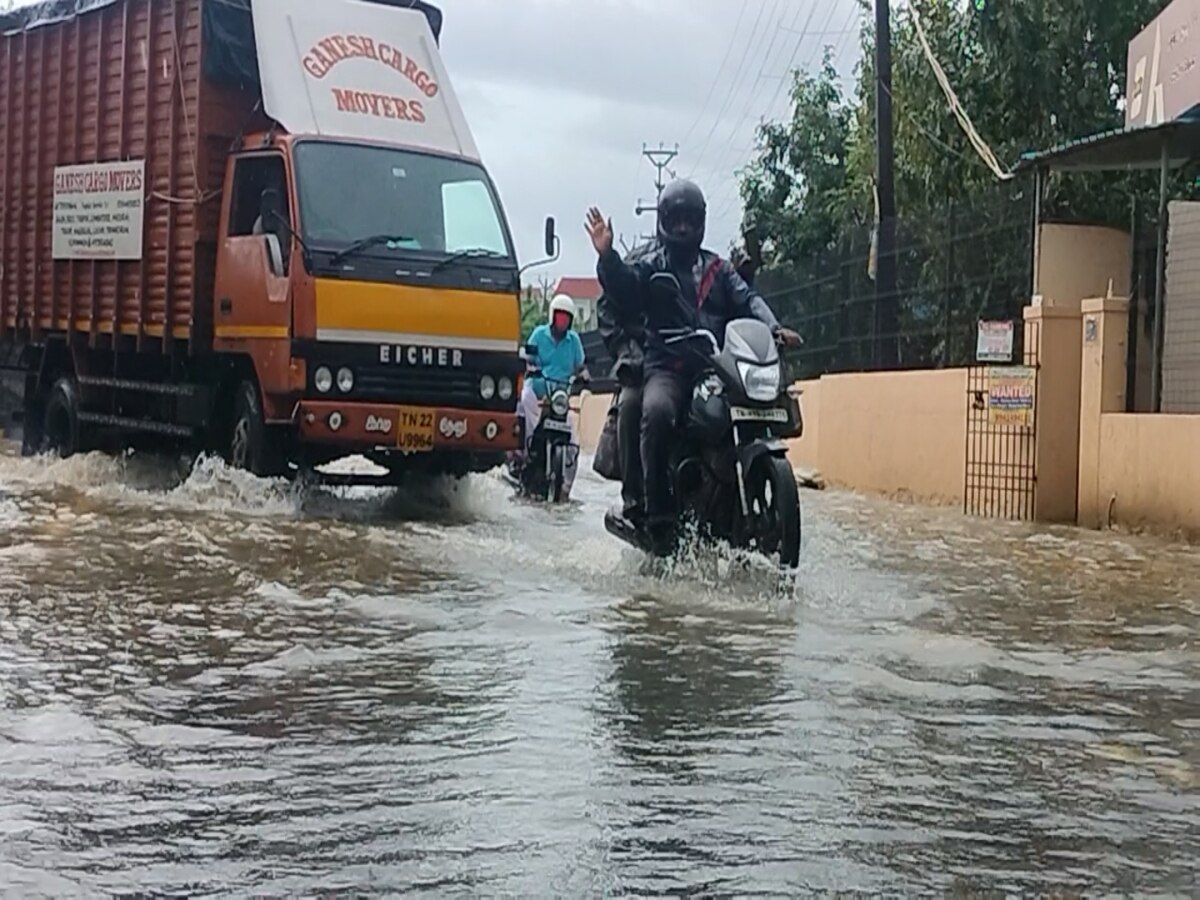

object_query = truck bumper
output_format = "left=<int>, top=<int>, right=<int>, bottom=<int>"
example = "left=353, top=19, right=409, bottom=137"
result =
left=296, top=400, right=520, bottom=453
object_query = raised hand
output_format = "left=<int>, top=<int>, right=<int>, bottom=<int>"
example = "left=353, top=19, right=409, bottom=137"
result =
left=585, top=207, right=614, bottom=256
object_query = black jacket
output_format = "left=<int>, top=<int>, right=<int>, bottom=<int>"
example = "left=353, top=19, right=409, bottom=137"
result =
left=597, top=241, right=655, bottom=381
left=596, top=243, right=780, bottom=369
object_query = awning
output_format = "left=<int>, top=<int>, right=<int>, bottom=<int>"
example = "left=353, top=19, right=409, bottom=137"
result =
left=1013, top=115, right=1200, bottom=174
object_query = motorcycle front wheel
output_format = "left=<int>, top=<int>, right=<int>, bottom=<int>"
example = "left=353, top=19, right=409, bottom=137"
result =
left=744, top=455, right=802, bottom=568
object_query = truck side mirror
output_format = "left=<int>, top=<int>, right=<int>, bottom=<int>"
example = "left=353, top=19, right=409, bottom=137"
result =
left=544, top=216, right=557, bottom=257
left=260, top=188, right=284, bottom=230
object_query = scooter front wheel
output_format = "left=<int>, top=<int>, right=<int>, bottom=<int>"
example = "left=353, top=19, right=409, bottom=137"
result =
left=549, top=443, right=565, bottom=502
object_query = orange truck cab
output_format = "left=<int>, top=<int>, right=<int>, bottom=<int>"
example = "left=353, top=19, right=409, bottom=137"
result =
left=0, top=0, right=556, bottom=484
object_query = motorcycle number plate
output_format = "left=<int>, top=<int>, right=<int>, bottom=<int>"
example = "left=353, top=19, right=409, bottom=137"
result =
left=730, top=406, right=788, bottom=423
left=542, top=419, right=571, bottom=433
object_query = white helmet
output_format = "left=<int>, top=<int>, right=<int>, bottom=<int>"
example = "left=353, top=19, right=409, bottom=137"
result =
left=548, top=293, right=576, bottom=323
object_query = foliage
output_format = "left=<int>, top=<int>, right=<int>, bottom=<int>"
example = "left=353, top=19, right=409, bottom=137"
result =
left=738, top=0, right=1185, bottom=374
left=519, top=288, right=546, bottom=342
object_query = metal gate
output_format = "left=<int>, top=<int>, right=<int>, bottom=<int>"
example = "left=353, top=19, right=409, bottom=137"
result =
left=964, top=320, right=1039, bottom=520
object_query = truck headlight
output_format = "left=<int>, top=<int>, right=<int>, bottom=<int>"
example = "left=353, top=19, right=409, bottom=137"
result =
left=314, top=366, right=333, bottom=393
left=480, top=375, right=496, bottom=399
left=498, top=376, right=514, bottom=400
left=336, top=367, right=354, bottom=393
left=737, top=361, right=781, bottom=402
left=550, top=390, right=569, bottom=417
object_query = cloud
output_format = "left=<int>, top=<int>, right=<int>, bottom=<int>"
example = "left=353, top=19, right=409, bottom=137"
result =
left=439, top=0, right=864, bottom=281
left=1, top=0, right=863, bottom=285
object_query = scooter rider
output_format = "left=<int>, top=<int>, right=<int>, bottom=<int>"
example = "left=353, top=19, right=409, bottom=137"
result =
left=586, top=179, right=801, bottom=552
left=516, top=293, right=589, bottom=497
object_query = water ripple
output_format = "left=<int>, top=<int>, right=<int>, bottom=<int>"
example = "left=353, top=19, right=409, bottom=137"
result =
left=0, top=444, right=1197, bottom=895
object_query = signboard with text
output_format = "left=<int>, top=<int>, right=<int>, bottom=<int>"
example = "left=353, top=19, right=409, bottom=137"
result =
left=1125, top=0, right=1200, bottom=128
left=986, top=366, right=1036, bottom=428
left=52, top=159, right=145, bottom=260
left=976, top=319, right=1014, bottom=363
left=251, top=0, right=480, bottom=159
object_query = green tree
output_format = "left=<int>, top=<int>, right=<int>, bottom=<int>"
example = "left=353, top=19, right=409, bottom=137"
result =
left=740, top=0, right=1174, bottom=372
left=519, top=287, right=545, bottom=342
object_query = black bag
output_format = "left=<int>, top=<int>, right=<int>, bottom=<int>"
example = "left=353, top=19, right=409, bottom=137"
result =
left=592, top=396, right=622, bottom=482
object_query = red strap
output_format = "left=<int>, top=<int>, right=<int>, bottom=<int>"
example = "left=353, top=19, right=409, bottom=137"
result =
left=696, top=257, right=723, bottom=308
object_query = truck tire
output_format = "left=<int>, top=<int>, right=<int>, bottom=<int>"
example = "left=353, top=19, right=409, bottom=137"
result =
left=228, top=380, right=288, bottom=478
left=41, top=377, right=85, bottom=459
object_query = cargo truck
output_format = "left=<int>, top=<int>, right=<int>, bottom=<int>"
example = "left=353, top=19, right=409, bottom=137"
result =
left=0, top=0, right=556, bottom=483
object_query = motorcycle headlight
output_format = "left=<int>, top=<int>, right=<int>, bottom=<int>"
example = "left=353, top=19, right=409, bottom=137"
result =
left=314, top=366, right=333, bottom=393
left=480, top=375, right=496, bottom=399
left=336, top=367, right=354, bottom=393
left=550, top=390, right=569, bottom=417
left=737, top=361, right=781, bottom=402
left=498, top=376, right=514, bottom=400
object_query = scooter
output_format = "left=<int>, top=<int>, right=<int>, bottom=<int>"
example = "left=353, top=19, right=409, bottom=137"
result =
left=505, top=371, right=579, bottom=503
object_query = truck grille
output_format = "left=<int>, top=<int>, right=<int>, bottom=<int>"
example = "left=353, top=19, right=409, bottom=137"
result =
left=314, top=365, right=515, bottom=413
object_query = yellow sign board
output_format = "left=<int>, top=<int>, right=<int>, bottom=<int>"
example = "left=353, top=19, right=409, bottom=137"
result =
left=986, top=366, right=1036, bottom=427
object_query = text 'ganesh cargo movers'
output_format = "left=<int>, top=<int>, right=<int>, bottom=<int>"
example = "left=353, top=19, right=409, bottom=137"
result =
left=0, top=0, right=560, bottom=482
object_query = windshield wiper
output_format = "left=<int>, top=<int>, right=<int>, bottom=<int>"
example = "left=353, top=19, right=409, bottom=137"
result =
left=328, top=233, right=417, bottom=267
left=430, top=246, right=508, bottom=273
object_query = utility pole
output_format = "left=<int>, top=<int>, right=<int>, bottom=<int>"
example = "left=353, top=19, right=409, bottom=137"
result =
left=634, top=142, right=678, bottom=245
left=874, top=0, right=899, bottom=368
left=537, top=273, right=555, bottom=307
left=642, top=142, right=678, bottom=200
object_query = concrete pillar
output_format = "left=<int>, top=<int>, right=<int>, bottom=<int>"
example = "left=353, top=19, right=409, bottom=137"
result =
left=1077, top=297, right=1130, bottom=528
left=1024, top=299, right=1084, bottom=523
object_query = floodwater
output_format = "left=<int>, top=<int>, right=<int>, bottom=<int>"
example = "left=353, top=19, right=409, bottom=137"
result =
left=0, top=442, right=1197, bottom=897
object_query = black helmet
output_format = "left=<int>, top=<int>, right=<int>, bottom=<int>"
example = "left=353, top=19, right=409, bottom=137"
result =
left=656, top=178, right=706, bottom=255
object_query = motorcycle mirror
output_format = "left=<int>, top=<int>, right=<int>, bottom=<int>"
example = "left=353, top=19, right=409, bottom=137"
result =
left=544, top=216, right=557, bottom=257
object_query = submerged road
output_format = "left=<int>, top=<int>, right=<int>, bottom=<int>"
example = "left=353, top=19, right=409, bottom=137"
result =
left=0, top=443, right=1197, bottom=895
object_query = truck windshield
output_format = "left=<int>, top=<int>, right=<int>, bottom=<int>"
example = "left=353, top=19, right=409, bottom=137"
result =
left=293, top=141, right=513, bottom=262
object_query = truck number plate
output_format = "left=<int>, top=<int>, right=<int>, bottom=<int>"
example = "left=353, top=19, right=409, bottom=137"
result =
left=730, top=406, right=788, bottom=423
left=394, top=406, right=436, bottom=452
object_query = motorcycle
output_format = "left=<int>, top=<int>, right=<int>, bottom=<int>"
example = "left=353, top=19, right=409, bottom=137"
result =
left=506, top=370, right=579, bottom=503
left=604, top=272, right=804, bottom=568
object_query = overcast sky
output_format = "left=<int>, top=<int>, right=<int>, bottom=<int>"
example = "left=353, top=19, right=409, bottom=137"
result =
left=4, top=0, right=863, bottom=282
left=439, top=0, right=864, bottom=284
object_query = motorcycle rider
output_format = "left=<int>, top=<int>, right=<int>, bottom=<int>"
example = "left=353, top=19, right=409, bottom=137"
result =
left=586, top=179, right=801, bottom=553
left=515, top=293, right=589, bottom=498
left=596, top=238, right=655, bottom=525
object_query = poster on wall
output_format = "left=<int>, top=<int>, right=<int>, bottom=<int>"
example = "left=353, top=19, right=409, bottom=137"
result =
left=986, top=366, right=1036, bottom=427
left=976, top=319, right=1014, bottom=362
left=52, top=159, right=145, bottom=260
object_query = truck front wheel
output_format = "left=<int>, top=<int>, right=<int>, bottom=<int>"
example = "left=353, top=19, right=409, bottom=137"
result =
left=228, top=380, right=289, bottom=478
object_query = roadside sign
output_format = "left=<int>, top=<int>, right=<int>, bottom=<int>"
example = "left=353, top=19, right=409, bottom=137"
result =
left=986, top=366, right=1036, bottom=427
left=976, top=319, right=1014, bottom=363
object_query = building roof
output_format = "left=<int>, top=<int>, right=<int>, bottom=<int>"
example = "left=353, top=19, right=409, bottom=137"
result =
left=1013, top=114, right=1200, bottom=174
left=553, top=276, right=602, bottom=300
